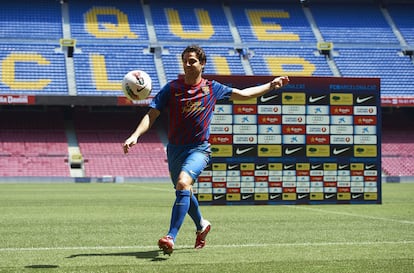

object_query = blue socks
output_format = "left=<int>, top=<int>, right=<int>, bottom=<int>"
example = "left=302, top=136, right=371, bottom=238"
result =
left=167, top=190, right=191, bottom=240
left=188, top=193, right=203, bottom=231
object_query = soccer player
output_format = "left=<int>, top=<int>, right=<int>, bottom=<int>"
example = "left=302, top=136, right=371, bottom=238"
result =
left=123, top=45, right=289, bottom=255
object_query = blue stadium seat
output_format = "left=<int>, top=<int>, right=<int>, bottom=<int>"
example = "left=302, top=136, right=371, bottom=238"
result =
left=68, top=0, right=148, bottom=42
left=231, top=3, right=316, bottom=44
left=0, top=0, right=62, bottom=39
left=387, top=3, right=414, bottom=46
left=0, top=44, right=68, bottom=95
left=73, top=45, right=159, bottom=96
left=310, top=3, right=399, bottom=45
left=248, top=47, right=332, bottom=76
left=150, top=0, right=233, bottom=42
left=333, top=48, right=414, bottom=96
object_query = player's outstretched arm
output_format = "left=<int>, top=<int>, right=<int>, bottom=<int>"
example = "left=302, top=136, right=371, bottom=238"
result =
left=123, top=108, right=160, bottom=154
left=230, top=76, right=289, bottom=101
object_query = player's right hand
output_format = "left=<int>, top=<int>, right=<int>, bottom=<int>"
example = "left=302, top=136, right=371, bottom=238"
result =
left=123, top=136, right=138, bottom=154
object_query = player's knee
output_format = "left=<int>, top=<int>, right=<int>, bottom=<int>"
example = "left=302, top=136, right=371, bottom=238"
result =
left=175, top=172, right=193, bottom=190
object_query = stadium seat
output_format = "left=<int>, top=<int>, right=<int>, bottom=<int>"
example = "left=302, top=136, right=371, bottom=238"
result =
left=309, top=3, right=399, bottom=45
left=0, top=0, right=62, bottom=39
left=0, top=44, right=68, bottom=95
left=231, top=2, right=316, bottom=44
left=333, top=48, right=414, bottom=96
left=73, top=45, right=160, bottom=97
left=150, top=0, right=233, bottom=42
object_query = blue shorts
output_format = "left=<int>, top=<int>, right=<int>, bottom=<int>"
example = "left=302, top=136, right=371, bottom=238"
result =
left=167, top=141, right=211, bottom=186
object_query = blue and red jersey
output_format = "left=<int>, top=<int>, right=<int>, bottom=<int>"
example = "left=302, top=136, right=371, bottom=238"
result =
left=149, top=78, right=233, bottom=145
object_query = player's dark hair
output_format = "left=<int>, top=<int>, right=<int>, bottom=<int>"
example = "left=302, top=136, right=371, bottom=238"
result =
left=181, top=45, right=207, bottom=64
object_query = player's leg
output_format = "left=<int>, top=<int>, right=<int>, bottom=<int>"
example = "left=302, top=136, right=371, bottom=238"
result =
left=158, top=144, right=192, bottom=254
left=180, top=143, right=211, bottom=249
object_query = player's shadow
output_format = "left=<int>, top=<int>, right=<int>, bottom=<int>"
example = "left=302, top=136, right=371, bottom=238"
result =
left=66, top=250, right=168, bottom=262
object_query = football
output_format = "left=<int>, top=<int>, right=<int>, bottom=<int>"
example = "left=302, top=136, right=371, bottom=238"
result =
left=122, top=70, right=152, bottom=101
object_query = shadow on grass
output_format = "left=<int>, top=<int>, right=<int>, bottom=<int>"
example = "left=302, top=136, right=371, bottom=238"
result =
left=66, top=249, right=186, bottom=261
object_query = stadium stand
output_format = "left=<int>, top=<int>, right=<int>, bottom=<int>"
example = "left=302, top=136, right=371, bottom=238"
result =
left=333, top=48, right=414, bottom=95
left=231, top=2, right=317, bottom=44
left=309, top=3, right=399, bottom=45
left=68, top=0, right=149, bottom=42
left=72, top=108, right=169, bottom=178
left=248, top=47, right=333, bottom=76
left=0, top=0, right=62, bottom=40
left=150, top=0, right=234, bottom=42
left=385, top=3, right=414, bottom=46
left=0, top=44, right=68, bottom=95
left=381, top=108, right=414, bottom=176
left=73, top=45, right=160, bottom=97
left=0, top=109, right=70, bottom=176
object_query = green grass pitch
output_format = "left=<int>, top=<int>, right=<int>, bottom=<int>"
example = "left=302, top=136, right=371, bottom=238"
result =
left=0, top=182, right=413, bottom=273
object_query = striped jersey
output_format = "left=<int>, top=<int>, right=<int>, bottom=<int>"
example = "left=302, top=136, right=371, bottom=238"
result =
left=149, top=78, right=233, bottom=145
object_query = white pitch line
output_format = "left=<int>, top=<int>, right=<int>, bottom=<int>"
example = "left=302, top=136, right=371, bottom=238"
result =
left=1, top=241, right=413, bottom=252
left=285, top=205, right=414, bottom=225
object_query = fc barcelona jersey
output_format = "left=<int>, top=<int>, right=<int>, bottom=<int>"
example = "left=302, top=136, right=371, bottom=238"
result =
left=150, top=78, right=233, bottom=145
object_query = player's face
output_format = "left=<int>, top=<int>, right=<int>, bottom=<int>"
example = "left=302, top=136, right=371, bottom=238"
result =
left=182, top=52, right=205, bottom=78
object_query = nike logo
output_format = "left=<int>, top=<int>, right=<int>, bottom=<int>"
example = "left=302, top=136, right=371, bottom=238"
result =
left=228, top=165, right=238, bottom=170
left=214, top=195, right=225, bottom=200
left=175, top=92, right=185, bottom=97
left=325, top=194, right=335, bottom=199
left=311, top=164, right=321, bottom=170
left=260, top=94, right=278, bottom=103
left=333, top=147, right=351, bottom=155
left=352, top=194, right=362, bottom=199
left=365, top=164, right=376, bottom=170
left=284, top=164, right=294, bottom=170
left=242, top=194, right=253, bottom=200
left=298, top=194, right=308, bottom=199
left=285, top=147, right=303, bottom=155
left=338, top=164, right=348, bottom=170
left=256, top=164, right=267, bottom=169
left=309, top=95, right=326, bottom=103
left=236, top=147, right=254, bottom=155
left=270, top=194, right=280, bottom=199
left=356, top=96, right=373, bottom=103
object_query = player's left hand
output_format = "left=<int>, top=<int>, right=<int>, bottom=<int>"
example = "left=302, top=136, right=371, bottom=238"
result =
left=123, top=136, right=138, bottom=154
left=270, top=76, right=289, bottom=90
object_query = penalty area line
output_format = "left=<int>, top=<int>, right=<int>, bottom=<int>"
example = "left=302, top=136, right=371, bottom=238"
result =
left=1, top=240, right=413, bottom=252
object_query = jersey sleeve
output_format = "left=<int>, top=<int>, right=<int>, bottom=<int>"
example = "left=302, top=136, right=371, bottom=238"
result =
left=149, top=83, right=170, bottom=110
left=211, top=80, right=233, bottom=101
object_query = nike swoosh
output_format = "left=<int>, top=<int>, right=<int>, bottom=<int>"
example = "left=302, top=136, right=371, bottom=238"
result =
left=285, top=147, right=303, bottom=155
left=325, top=194, right=335, bottom=199
left=352, top=194, right=362, bottom=199
left=175, top=92, right=184, bottom=97
left=365, top=164, right=376, bottom=169
left=311, top=164, right=321, bottom=169
left=214, top=195, right=224, bottom=200
left=242, top=194, right=252, bottom=200
left=284, top=164, right=294, bottom=170
left=309, top=95, right=326, bottom=103
left=270, top=194, right=280, bottom=199
left=228, top=165, right=238, bottom=170
left=256, top=164, right=267, bottom=169
left=333, top=147, right=351, bottom=155
left=356, top=96, right=373, bottom=103
left=298, top=194, right=308, bottom=199
left=236, top=147, right=254, bottom=155
left=338, top=164, right=348, bottom=170
left=260, top=94, right=278, bottom=103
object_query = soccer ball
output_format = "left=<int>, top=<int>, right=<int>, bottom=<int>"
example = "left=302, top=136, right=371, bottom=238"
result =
left=122, top=70, right=152, bottom=101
